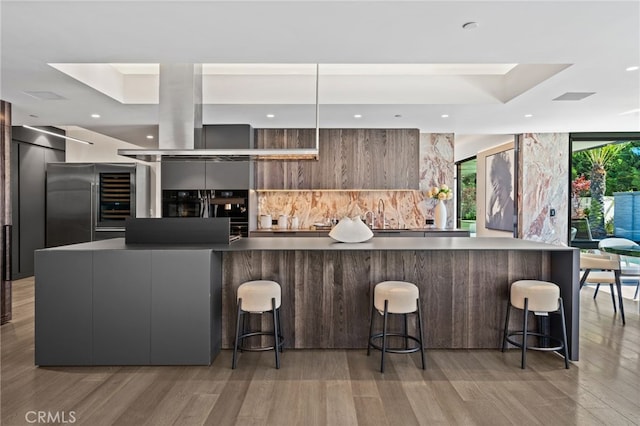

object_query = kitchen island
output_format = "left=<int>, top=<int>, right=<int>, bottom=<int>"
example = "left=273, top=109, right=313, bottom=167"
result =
left=34, top=237, right=579, bottom=366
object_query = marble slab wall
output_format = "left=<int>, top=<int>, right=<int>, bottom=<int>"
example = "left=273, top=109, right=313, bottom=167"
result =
left=419, top=133, right=455, bottom=227
left=519, top=133, right=569, bottom=245
left=257, top=190, right=433, bottom=229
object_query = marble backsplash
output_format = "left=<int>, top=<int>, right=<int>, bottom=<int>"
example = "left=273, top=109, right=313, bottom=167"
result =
left=257, top=190, right=447, bottom=229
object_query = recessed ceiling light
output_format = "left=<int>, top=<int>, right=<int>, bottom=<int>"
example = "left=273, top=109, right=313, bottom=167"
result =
left=266, top=114, right=275, bottom=118
left=394, top=114, right=402, bottom=118
left=524, top=114, right=533, bottom=118
left=626, top=66, right=639, bottom=71
left=91, top=113, right=100, bottom=118
left=462, top=22, right=479, bottom=30
left=354, top=114, right=362, bottom=118
left=441, top=114, right=449, bottom=118
left=146, top=135, right=154, bottom=139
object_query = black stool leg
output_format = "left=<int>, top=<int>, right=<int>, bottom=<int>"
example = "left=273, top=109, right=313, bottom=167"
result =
left=614, top=271, right=625, bottom=325
left=521, top=298, right=529, bottom=369
left=277, top=307, right=284, bottom=353
left=380, top=300, right=389, bottom=373
left=272, top=298, right=280, bottom=369
left=239, top=309, right=248, bottom=353
left=559, top=298, right=570, bottom=369
left=593, top=283, right=600, bottom=299
left=502, top=300, right=512, bottom=352
left=609, top=284, right=617, bottom=313
left=404, top=313, right=409, bottom=350
left=416, top=298, right=425, bottom=370
left=367, top=302, right=376, bottom=356
left=232, top=298, right=243, bottom=369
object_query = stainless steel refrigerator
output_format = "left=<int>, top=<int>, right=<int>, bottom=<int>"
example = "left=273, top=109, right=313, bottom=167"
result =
left=46, top=163, right=149, bottom=247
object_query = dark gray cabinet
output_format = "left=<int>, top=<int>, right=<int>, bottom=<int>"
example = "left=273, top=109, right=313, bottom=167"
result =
left=205, top=162, right=251, bottom=188
left=162, top=160, right=250, bottom=189
left=35, top=248, right=220, bottom=366
left=161, top=161, right=206, bottom=189
left=204, top=124, right=254, bottom=149
left=151, top=250, right=219, bottom=365
left=11, top=127, right=65, bottom=279
left=161, top=125, right=253, bottom=190
left=35, top=251, right=93, bottom=366
left=93, top=251, right=151, bottom=365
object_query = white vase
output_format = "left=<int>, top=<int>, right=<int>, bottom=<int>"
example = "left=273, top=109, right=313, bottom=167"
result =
left=434, top=200, right=447, bottom=229
left=328, top=216, right=374, bottom=243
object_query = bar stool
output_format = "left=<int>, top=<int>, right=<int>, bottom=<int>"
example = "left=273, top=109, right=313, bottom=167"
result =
left=232, top=280, right=284, bottom=369
left=502, top=280, right=569, bottom=369
left=367, top=281, right=425, bottom=373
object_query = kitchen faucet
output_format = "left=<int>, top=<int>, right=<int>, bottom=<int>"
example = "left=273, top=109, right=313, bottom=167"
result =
left=363, top=211, right=375, bottom=228
left=377, top=199, right=386, bottom=229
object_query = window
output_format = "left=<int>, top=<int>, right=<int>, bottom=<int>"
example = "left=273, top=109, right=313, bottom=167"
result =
left=456, top=157, right=477, bottom=233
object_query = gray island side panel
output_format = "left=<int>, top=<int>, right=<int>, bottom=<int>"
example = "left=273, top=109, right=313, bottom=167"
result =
left=35, top=250, right=93, bottom=366
left=93, top=250, right=152, bottom=365
left=151, top=250, right=219, bottom=365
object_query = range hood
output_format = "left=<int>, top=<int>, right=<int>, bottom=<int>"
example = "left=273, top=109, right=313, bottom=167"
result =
left=118, top=63, right=319, bottom=162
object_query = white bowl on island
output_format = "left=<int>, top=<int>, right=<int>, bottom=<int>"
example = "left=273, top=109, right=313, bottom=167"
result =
left=329, top=216, right=374, bottom=243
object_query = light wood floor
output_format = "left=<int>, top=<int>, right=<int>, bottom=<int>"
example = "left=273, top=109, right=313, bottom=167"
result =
left=1, top=277, right=639, bottom=426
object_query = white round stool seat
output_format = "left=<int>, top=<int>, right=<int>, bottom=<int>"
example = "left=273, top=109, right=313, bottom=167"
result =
left=374, top=281, right=419, bottom=314
left=510, top=280, right=559, bottom=312
left=237, top=280, right=281, bottom=312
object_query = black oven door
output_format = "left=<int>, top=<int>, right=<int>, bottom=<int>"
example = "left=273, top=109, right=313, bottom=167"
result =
left=162, top=190, right=202, bottom=217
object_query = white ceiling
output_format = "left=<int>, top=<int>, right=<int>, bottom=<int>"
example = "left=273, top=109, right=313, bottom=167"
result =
left=1, top=0, right=639, bottom=150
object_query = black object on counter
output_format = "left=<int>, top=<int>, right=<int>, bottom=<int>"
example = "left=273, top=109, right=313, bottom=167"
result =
left=125, top=218, right=232, bottom=245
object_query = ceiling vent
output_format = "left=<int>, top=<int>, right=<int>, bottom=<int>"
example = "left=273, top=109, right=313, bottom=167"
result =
left=22, top=90, right=66, bottom=100
left=552, top=92, right=596, bottom=101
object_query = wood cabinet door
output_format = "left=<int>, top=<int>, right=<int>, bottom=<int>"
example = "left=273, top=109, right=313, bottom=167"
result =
left=255, top=129, right=419, bottom=189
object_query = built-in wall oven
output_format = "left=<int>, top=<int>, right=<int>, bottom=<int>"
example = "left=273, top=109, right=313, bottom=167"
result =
left=162, top=189, right=249, bottom=237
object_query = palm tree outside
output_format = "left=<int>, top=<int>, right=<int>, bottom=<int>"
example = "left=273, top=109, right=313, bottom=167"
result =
left=582, top=143, right=628, bottom=238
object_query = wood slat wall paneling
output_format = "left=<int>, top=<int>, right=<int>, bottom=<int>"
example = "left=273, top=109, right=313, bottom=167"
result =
left=221, top=249, right=554, bottom=350
left=468, top=251, right=511, bottom=348
left=256, top=129, right=419, bottom=189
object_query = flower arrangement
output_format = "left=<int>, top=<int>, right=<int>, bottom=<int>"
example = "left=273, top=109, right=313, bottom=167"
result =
left=426, top=184, right=453, bottom=201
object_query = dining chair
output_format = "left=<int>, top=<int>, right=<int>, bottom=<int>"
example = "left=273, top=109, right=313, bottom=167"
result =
left=598, top=238, right=640, bottom=300
left=579, top=252, right=625, bottom=325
